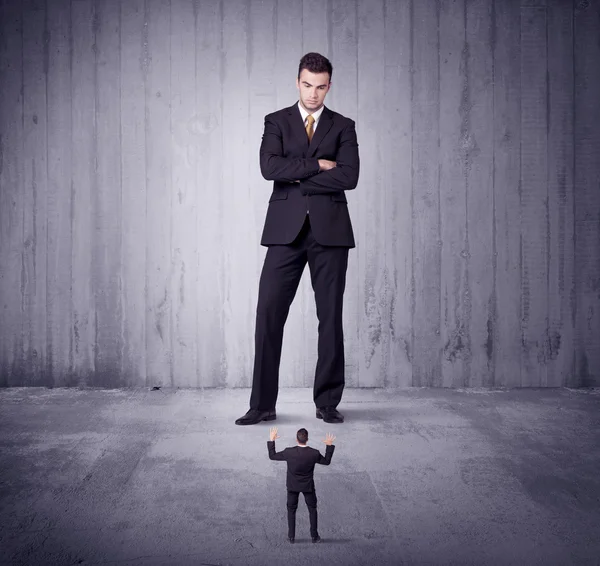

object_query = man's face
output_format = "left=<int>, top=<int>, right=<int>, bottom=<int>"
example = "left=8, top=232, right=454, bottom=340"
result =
left=296, top=69, right=331, bottom=112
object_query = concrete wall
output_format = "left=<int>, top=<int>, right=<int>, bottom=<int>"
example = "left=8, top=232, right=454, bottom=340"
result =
left=0, top=0, right=598, bottom=388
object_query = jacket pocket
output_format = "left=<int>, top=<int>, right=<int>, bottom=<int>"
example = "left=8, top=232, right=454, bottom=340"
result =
left=269, top=191, right=289, bottom=202
left=331, top=192, right=347, bottom=203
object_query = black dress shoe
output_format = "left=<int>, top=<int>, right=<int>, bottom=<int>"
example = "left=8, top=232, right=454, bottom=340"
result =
left=316, top=406, right=344, bottom=423
left=288, top=536, right=295, bottom=543
left=312, top=535, right=321, bottom=543
left=235, top=408, right=276, bottom=425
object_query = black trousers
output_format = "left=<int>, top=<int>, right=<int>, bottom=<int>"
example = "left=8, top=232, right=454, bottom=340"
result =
left=287, top=489, right=318, bottom=538
left=250, top=214, right=349, bottom=411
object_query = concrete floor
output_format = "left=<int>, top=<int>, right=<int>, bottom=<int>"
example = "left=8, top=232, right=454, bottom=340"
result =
left=1, top=387, right=599, bottom=566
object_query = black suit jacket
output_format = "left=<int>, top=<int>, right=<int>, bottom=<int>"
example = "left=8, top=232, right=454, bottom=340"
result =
left=267, top=440, right=335, bottom=492
left=259, top=103, right=359, bottom=248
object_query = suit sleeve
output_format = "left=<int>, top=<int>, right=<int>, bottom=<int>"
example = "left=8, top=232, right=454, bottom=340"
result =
left=267, top=440, right=288, bottom=461
left=299, top=120, right=359, bottom=195
left=315, top=444, right=335, bottom=465
left=260, top=115, right=321, bottom=182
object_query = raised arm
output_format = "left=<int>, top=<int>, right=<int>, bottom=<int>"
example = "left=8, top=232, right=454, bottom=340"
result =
left=267, top=441, right=288, bottom=461
left=267, top=427, right=288, bottom=461
left=316, top=432, right=336, bottom=465
left=259, top=115, right=321, bottom=182
left=299, top=119, right=359, bottom=195
left=316, top=444, right=335, bottom=465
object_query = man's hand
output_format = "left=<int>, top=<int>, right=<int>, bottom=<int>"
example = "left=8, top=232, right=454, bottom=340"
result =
left=290, top=160, right=335, bottom=183
left=322, top=432, right=336, bottom=446
left=318, top=159, right=337, bottom=171
left=269, top=426, right=280, bottom=441
left=291, top=160, right=336, bottom=185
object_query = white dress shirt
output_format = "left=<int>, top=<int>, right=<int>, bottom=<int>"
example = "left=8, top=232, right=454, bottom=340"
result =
left=298, top=101, right=324, bottom=132
left=297, top=102, right=325, bottom=214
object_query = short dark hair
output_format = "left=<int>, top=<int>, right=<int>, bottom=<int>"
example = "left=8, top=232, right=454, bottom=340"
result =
left=297, top=428, right=308, bottom=444
left=298, top=52, right=332, bottom=81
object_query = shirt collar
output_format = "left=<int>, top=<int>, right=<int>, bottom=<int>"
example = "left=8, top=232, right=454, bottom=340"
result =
left=297, top=101, right=325, bottom=125
left=297, top=443, right=309, bottom=448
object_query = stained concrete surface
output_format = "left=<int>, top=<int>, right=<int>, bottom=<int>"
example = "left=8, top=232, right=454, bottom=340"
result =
left=1, top=387, right=599, bottom=566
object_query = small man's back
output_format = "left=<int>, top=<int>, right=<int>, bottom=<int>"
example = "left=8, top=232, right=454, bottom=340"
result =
left=267, top=427, right=336, bottom=543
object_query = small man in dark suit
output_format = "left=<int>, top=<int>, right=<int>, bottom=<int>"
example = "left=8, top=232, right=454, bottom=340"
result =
left=268, top=426, right=336, bottom=543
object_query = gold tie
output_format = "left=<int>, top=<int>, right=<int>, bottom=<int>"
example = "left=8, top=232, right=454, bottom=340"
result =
left=305, top=114, right=315, bottom=143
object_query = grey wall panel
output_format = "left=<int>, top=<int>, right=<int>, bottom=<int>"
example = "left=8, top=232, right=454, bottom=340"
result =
left=121, top=0, right=147, bottom=386
left=0, top=0, right=599, bottom=388
left=520, top=5, right=548, bottom=387
left=71, top=0, right=95, bottom=385
left=547, top=1, right=575, bottom=387
left=145, top=0, right=172, bottom=386
left=171, top=0, right=198, bottom=387
left=412, top=0, right=442, bottom=387
left=492, top=0, right=522, bottom=387
left=221, top=0, right=256, bottom=388
left=465, top=0, right=494, bottom=387
left=358, top=0, right=386, bottom=387
left=440, top=0, right=467, bottom=388
left=195, top=0, right=226, bottom=388
left=94, top=0, right=122, bottom=387
left=0, top=0, right=23, bottom=385
left=574, top=0, right=600, bottom=386
left=384, top=0, right=412, bottom=388
left=22, top=0, right=49, bottom=386
left=46, top=1, right=73, bottom=385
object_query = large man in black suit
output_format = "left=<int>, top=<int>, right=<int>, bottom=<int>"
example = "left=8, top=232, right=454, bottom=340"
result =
left=268, top=426, right=336, bottom=543
left=236, top=52, right=359, bottom=426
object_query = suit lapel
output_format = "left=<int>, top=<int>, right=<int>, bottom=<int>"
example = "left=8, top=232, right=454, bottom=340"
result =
left=308, top=106, right=333, bottom=157
left=287, top=103, right=309, bottom=152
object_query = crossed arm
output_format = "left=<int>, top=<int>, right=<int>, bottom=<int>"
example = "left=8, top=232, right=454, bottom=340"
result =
left=259, top=116, right=360, bottom=195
